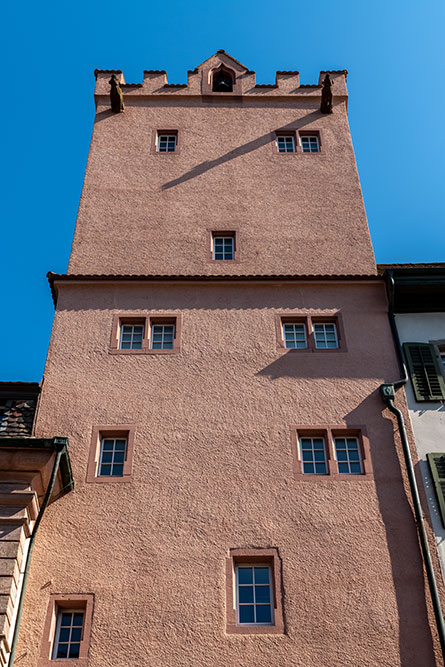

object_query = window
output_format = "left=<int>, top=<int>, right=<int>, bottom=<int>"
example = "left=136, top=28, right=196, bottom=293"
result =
left=86, top=425, right=135, bottom=483
left=276, top=135, right=296, bottom=153
left=226, top=548, right=284, bottom=634
left=282, top=322, right=307, bottom=349
left=334, top=437, right=363, bottom=474
left=120, top=323, right=144, bottom=350
left=157, top=132, right=177, bottom=152
left=39, top=594, right=94, bottom=664
left=236, top=565, right=273, bottom=625
left=300, top=135, right=320, bottom=153
left=52, top=610, right=84, bottom=659
left=110, top=314, right=181, bottom=355
left=313, top=322, right=338, bottom=349
left=300, top=436, right=328, bottom=474
left=291, top=426, right=373, bottom=479
left=427, top=453, right=445, bottom=528
left=211, top=232, right=237, bottom=261
left=403, top=343, right=445, bottom=401
left=276, top=313, right=344, bottom=352
left=98, top=437, right=127, bottom=477
left=150, top=322, right=175, bottom=350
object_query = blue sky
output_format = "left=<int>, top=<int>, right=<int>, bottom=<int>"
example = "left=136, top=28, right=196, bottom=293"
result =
left=2, top=0, right=445, bottom=381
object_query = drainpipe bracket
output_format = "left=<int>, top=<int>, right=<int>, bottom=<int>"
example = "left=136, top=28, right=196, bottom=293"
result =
left=380, top=383, right=395, bottom=401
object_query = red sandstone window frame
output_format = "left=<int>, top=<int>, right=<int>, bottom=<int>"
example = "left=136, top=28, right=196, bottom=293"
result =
left=86, top=425, right=135, bottom=484
left=201, top=65, right=242, bottom=96
left=226, top=548, right=285, bottom=634
left=38, top=594, right=94, bottom=666
left=298, top=130, right=322, bottom=154
left=290, top=425, right=373, bottom=480
left=207, top=230, right=240, bottom=263
left=151, top=129, right=181, bottom=155
left=109, top=314, right=182, bottom=355
left=272, top=129, right=324, bottom=154
left=275, top=312, right=346, bottom=353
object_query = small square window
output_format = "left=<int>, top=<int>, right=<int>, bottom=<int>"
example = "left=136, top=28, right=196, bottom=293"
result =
left=150, top=322, right=175, bottom=350
left=119, top=323, right=144, bottom=350
left=334, top=437, right=363, bottom=474
left=98, top=437, right=127, bottom=477
left=300, top=135, right=320, bottom=153
left=276, top=135, right=296, bottom=153
left=300, top=436, right=328, bottom=475
left=283, top=322, right=307, bottom=349
left=314, top=322, right=338, bottom=349
left=236, top=565, right=274, bottom=626
left=211, top=233, right=236, bottom=261
left=157, top=133, right=177, bottom=153
left=52, top=609, right=85, bottom=660
left=86, top=425, right=135, bottom=484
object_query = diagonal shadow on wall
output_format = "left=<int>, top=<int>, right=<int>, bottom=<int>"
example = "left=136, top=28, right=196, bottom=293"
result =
left=161, top=110, right=322, bottom=191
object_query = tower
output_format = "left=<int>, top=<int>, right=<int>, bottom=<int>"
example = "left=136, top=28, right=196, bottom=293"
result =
left=11, top=52, right=442, bottom=665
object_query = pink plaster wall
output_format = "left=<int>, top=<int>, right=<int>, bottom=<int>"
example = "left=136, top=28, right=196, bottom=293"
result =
left=68, top=56, right=375, bottom=277
left=17, top=281, right=440, bottom=666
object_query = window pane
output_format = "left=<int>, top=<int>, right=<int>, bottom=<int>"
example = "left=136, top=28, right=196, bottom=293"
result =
left=112, top=464, right=124, bottom=476
left=256, top=605, right=272, bottom=623
left=57, top=644, right=68, bottom=658
left=239, top=586, right=254, bottom=603
left=61, top=613, right=72, bottom=626
left=255, top=586, right=270, bottom=604
left=303, top=462, right=314, bottom=473
left=238, top=567, right=253, bottom=585
left=239, top=605, right=255, bottom=623
left=254, top=568, right=270, bottom=585
left=69, top=643, right=80, bottom=659
left=59, top=628, right=70, bottom=642
left=71, top=627, right=82, bottom=642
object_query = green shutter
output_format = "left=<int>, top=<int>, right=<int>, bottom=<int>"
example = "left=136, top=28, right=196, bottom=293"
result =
left=403, top=343, right=445, bottom=402
left=427, top=453, right=445, bottom=528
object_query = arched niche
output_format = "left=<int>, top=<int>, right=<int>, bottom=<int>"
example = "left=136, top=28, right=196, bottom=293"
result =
left=211, top=65, right=235, bottom=92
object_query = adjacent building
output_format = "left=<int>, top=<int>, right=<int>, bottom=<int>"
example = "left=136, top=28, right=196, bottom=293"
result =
left=3, top=52, right=443, bottom=665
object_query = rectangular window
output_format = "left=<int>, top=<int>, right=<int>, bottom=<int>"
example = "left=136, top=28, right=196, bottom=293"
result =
left=276, top=135, right=296, bottom=153
left=226, top=548, right=284, bottom=634
left=213, top=234, right=235, bottom=260
left=98, top=437, right=127, bottom=477
left=300, top=135, right=320, bottom=152
left=403, top=342, right=445, bottom=401
left=119, top=323, right=144, bottom=350
left=86, top=425, right=135, bottom=484
left=150, top=323, right=175, bottom=350
left=300, top=436, right=328, bottom=474
left=157, top=133, right=177, bottom=152
left=236, top=565, right=273, bottom=626
left=283, top=322, right=307, bottom=349
left=52, top=610, right=85, bottom=659
left=313, top=322, right=338, bottom=349
left=427, top=453, right=445, bottom=528
left=291, top=426, right=373, bottom=479
left=334, top=437, right=363, bottom=474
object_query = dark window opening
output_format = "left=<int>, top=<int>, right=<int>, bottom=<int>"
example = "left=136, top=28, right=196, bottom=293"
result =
left=212, top=69, right=234, bottom=92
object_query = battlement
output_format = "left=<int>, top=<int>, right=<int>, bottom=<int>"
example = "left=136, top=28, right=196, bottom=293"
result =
left=94, top=50, right=348, bottom=100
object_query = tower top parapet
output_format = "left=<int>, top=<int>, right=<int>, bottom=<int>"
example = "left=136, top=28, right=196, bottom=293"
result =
left=93, top=50, right=348, bottom=101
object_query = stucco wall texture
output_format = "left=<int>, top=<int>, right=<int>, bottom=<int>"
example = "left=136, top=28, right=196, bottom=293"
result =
left=68, top=55, right=375, bottom=277
left=16, top=282, right=441, bottom=665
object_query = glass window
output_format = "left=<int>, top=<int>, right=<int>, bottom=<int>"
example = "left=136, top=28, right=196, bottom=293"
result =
left=276, top=135, right=295, bottom=153
left=98, top=438, right=126, bottom=477
left=334, top=437, right=363, bottom=474
left=119, top=323, right=144, bottom=350
left=157, top=134, right=177, bottom=153
left=213, top=236, right=235, bottom=261
left=300, top=437, right=328, bottom=474
left=52, top=610, right=85, bottom=660
left=313, top=322, right=338, bottom=349
left=283, top=322, right=307, bottom=349
left=300, top=135, right=320, bottom=153
left=236, top=565, right=273, bottom=625
left=150, top=323, right=175, bottom=350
